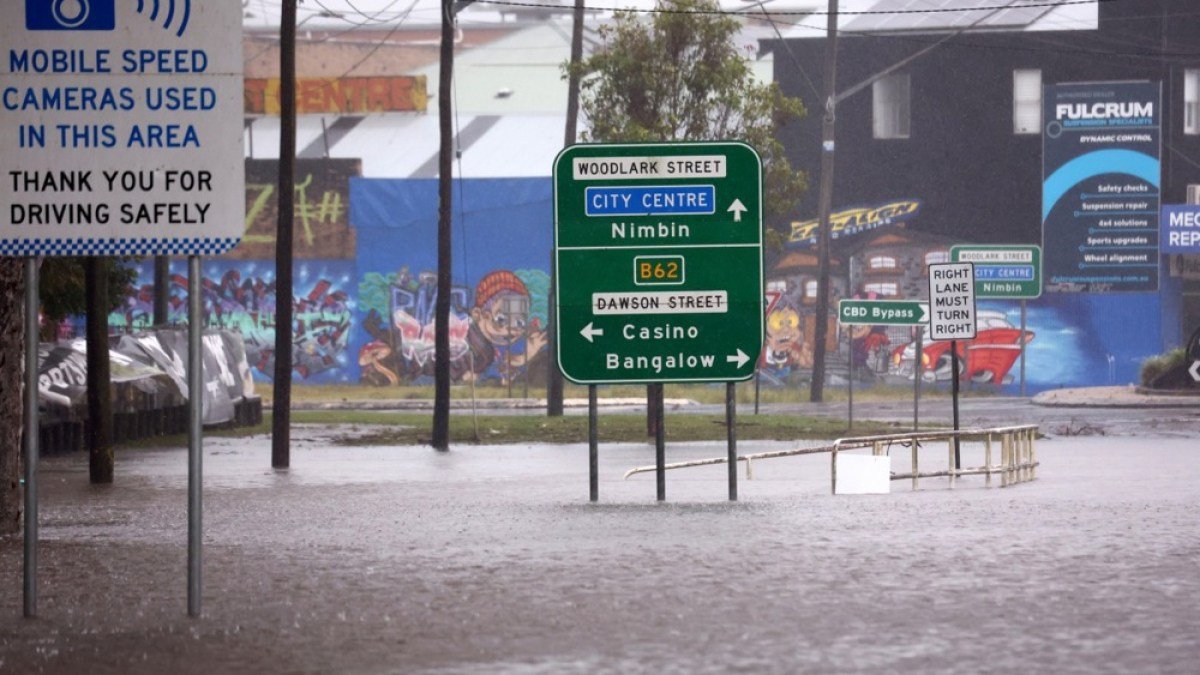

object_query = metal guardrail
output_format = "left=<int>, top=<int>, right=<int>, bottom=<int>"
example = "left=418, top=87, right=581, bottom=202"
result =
left=622, top=425, right=1039, bottom=494
left=830, top=425, right=1039, bottom=493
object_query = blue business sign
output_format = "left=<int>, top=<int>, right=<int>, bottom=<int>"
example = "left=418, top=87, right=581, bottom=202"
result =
left=584, top=185, right=715, bottom=217
left=1042, top=81, right=1161, bottom=293
left=1161, top=204, right=1200, bottom=253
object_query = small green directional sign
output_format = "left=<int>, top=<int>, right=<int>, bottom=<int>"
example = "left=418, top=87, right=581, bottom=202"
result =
left=838, top=299, right=929, bottom=326
left=951, top=245, right=1042, bottom=299
left=554, top=142, right=763, bottom=384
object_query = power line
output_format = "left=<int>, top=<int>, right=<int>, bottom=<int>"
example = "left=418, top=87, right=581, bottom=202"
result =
left=469, top=0, right=1122, bottom=18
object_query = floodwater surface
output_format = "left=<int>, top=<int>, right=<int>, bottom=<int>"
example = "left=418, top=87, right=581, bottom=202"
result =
left=2, top=429, right=1198, bottom=673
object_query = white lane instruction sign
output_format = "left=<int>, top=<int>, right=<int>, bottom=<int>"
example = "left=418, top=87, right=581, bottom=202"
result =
left=928, top=262, right=977, bottom=341
left=0, top=0, right=244, bottom=257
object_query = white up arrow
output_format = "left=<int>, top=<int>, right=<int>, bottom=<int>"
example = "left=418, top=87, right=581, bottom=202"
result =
left=1189, top=359, right=1200, bottom=383
left=726, top=199, right=747, bottom=223
left=580, top=322, right=604, bottom=343
left=727, top=349, right=750, bottom=368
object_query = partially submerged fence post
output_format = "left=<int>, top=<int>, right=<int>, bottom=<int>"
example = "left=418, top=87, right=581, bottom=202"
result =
left=623, top=426, right=1039, bottom=494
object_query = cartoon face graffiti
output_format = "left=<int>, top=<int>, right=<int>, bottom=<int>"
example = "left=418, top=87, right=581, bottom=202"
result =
left=472, top=278, right=532, bottom=347
left=466, top=271, right=548, bottom=384
left=763, top=300, right=813, bottom=370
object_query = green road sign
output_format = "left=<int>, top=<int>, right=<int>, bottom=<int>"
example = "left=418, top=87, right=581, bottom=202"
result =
left=838, top=299, right=928, bottom=326
left=951, top=245, right=1042, bottom=299
left=554, top=142, right=763, bottom=384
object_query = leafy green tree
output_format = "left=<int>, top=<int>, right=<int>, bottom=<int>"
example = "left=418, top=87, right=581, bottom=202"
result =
left=38, top=258, right=137, bottom=338
left=572, top=0, right=807, bottom=235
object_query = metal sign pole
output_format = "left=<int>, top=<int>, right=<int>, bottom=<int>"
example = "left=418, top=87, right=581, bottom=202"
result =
left=726, top=382, right=737, bottom=501
left=950, top=339, right=961, bottom=469
left=23, top=257, right=38, bottom=619
left=1020, top=299, right=1028, bottom=397
left=655, top=385, right=665, bottom=502
left=187, top=256, right=203, bottom=618
left=588, top=385, right=598, bottom=502
left=913, top=326, right=923, bottom=431
left=847, top=327, right=854, bottom=431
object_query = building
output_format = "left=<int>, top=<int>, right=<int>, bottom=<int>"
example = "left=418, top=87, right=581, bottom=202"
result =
left=765, top=0, right=1200, bottom=390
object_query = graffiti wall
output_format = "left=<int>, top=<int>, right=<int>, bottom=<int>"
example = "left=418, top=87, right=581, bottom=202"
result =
left=102, top=171, right=1168, bottom=392
left=111, top=259, right=357, bottom=384
left=351, top=177, right=553, bottom=387
left=765, top=227, right=1166, bottom=393
left=239, top=159, right=360, bottom=260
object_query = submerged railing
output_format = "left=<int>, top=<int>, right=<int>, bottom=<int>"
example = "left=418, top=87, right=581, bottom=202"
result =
left=622, top=425, right=1039, bottom=493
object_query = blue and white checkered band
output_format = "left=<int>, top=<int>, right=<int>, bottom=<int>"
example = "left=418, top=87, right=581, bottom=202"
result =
left=0, top=237, right=242, bottom=257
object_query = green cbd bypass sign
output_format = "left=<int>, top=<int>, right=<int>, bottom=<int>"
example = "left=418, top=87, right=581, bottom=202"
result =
left=951, top=245, right=1042, bottom=299
left=554, top=142, right=764, bottom=384
left=838, top=299, right=928, bottom=326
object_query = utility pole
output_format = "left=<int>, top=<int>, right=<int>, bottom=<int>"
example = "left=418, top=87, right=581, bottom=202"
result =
left=153, top=256, right=169, bottom=326
left=549, top=0, right=586, bottom=418
left=85, top=258, right=113, bottom=483
left=807, top=1, right=1017, bottom=402
left=272, top=0, right=297, bottom=469
left=809, top=0, right=838, bottom=403
left=432, top=0, right=468, bottom=450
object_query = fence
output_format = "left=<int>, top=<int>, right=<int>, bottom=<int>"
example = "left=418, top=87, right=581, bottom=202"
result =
left=622, top=425, right=1039, bottom=493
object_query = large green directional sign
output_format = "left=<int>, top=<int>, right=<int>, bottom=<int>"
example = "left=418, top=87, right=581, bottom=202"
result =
left=554, top=142, right=763, bottom=384
left=951, top=245, right=1042, bottom=299
left=838, top=299, right=928, bottom=326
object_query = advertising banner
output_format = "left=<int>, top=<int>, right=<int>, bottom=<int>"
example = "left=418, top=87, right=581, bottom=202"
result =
left=244, top=76, right=428, bottom=115
left=1042, top=81, right=1161, bottom=293
left=1161, top=204, right=1200, bottom=253
left=38, top=329, right=254, bottom=425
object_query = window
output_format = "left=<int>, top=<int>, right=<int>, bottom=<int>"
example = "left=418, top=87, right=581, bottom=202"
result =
left=863, top=282, right=899, bottom=297
left=804, top=280, right=819, bottom=298
left=1186, top=69, right=1200, bottom=135
left=868, top=255, right=898, bottom=270
left=924, top=250, right=950, bottom=265
left=766, top=279, right=787, bottom=293
left=1013, top=69, right=1042, bottom=135
left=873, top=73, right=911, bottom=139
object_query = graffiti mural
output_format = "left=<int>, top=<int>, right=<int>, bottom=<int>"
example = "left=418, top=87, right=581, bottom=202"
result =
left=887, top=310, right=1034, bottom=385
left=110, top=260, right=358, bottom=383
left=238, top=159, right=360, bottom=260
left=759, top=294, right=813, bottom=386
left=357, top=266, right=550, bottom=386
left=352, top=177, right=555, bottom=387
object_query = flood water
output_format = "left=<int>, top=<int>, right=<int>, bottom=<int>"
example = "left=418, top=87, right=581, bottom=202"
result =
left=2, top=427, right=1198, bottom=673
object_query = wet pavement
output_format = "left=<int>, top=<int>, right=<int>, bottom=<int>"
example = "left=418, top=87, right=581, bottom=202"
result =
left=2, top=408, right=1199, bottom=673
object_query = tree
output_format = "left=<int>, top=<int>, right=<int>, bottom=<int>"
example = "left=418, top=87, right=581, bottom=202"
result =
left=573, top=0, right=807, bottom=226
left=572, top=0, right=807, bottom=433
left=0, top=259, right=22, bottom=535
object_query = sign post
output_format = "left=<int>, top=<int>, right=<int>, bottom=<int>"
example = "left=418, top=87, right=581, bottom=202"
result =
left=554, top=142, right=763, bottom=501
left=951, top=245, right=1042, bottom=395
left=1, top=1, right=246, bottom=617
left=928, top=263, right=977, bottom=469
left=838, top=299, right=930, bottom=430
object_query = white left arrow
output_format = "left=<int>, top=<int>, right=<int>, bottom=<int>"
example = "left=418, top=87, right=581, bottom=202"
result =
left=727, top=349, right=750, bottom=368
left=580, top=322, right=604, bottom=343
left=727, top=198, right=747, bottom=223
left=1190, top=359, right=1200, bottom=383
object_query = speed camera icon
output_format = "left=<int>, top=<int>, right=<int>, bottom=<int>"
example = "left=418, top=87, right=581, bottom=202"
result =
left=26, top=0, right=117, bottom=31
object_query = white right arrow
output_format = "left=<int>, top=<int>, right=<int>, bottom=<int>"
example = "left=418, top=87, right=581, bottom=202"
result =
left=580, top=322, right=604, bottom=343
left=1190, top=359, right=1200, bottom=383
left=727, top=349, right=750, bottom=368
left=727, top=199, right=747, bottom=223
